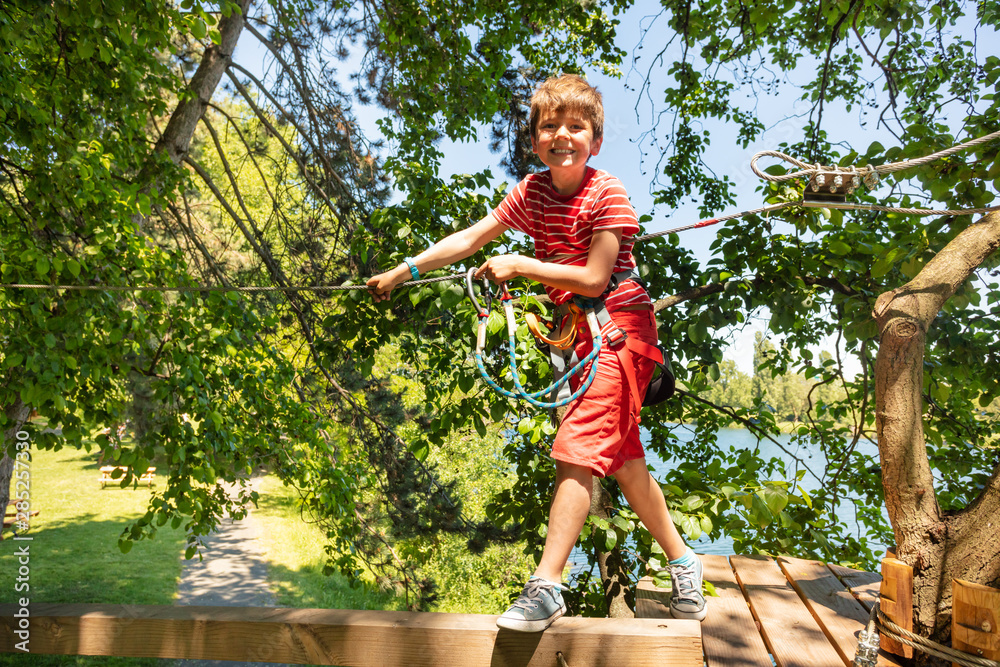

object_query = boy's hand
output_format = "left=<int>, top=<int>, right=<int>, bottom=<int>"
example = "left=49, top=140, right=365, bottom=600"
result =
left=367, top=264, right=408, bottom=302
left=475, top=255, right=524, bottom=284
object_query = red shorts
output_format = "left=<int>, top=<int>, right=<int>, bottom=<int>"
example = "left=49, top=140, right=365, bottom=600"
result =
left=551, top=308, right=658, bottom=478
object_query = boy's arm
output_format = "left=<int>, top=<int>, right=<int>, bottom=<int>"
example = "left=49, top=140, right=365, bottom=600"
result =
left=368, top=213, right=509, bottom=301
left=475, top=228, right=622, bottom=298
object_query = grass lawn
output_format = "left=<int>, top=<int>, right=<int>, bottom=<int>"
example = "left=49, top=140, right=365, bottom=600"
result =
left=1, top=443, right=186, bottom=666
left=0, top=440, right=529, bottom=665
left=254, top=476, right=534, bottom=617
left=254, top=475, right=405, bottom=611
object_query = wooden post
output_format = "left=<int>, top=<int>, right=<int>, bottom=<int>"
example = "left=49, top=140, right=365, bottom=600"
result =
left=952, top=579, right=1000, bottom=667
left=879, top=556, right=913, bottom=659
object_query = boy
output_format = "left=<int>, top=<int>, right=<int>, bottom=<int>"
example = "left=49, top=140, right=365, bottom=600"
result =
left=367, top=74, right=706, bottom=631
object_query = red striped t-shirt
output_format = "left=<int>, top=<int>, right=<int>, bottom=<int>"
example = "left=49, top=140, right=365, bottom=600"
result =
left=492, top=167, right=651, bottom=310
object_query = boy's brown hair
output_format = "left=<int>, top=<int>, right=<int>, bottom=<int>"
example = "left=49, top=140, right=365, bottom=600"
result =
left=529, top=74, right=604, bottom=142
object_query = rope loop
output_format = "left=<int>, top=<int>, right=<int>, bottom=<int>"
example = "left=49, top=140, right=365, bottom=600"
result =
left=752, top=128, right=1000, bottom=195
left=853, top=601, right=1000, bottom=667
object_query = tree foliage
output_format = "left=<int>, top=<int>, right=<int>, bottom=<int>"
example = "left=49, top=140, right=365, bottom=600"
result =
left=2, top=0, right=999, bottom=653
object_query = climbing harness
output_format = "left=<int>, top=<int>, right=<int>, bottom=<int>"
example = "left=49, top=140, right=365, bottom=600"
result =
left=467, top=268, right=603, bottom=409
left=468, top=268, right=673, bottom=411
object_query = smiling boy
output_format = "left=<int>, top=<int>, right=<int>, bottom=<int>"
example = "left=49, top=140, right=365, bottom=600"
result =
left=368, top=74, right=706, bottom=631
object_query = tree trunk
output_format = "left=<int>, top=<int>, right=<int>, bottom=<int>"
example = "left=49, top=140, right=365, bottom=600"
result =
left=873, top=211, right=1000, bottom=657
left=1, top=399, right=31, bottom=525
left=589, top=476, right=634, bottom=617
left=151, top=0, right=252, bottom=168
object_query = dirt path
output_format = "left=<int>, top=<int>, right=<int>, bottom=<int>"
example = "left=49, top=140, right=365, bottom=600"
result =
left=170, top=478, right=294, bottom=667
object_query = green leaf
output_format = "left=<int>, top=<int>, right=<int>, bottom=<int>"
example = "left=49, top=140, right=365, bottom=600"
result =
left=137, top=193, right=152, bottom=216
left=605, top=527, right=617, bottom=551
left=758, top=486, right=788, bottom=516
left=409, top=440, right=429, bottom=461
left=749, top=494, right=773, bottom=527
left=190, top=17, right=207, bottom=40
left=800, top=486, right=813, bottom=509
left=439, top=284, right=465, bottom=310
left=681, top=495, right=704, bottom=511
left=828, top=240, right=852, bottom=256
left=77, top=39, right=95, bottom=59
left=680, top=514, right=701, bottom=539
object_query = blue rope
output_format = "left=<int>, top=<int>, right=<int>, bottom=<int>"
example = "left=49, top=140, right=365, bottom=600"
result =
left=473, top=315, right=603, bottom=409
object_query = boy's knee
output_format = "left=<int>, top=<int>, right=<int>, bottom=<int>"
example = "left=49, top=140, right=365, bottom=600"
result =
left=555, top=459, right=595, bottom=482
left=614, top=456, right=648, bottom=478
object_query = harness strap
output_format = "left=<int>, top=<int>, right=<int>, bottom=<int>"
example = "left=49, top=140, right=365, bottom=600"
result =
left=579, top=282, right=662, bottom=422
left=611, top=333, right=663, bottom=423
left=538, top=269, right=656, bottom=412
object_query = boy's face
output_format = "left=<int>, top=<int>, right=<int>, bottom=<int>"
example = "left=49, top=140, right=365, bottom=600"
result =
left=531, top=110, right=603, bottom=174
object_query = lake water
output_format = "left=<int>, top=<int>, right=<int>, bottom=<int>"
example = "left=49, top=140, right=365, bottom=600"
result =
left=569, top=425, right=886, bottom=572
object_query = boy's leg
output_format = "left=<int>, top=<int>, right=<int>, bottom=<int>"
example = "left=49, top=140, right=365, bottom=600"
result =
left=613, top=458, right=686, bottom=559
left=497, top=460, right=592, bottom=632
left=534, top=460, right=594, bottom=582
left=613, top=457, right=707, bottom=621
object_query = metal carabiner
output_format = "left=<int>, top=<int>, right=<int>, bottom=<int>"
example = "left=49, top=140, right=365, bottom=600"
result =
left=465, top=267, right=492, bottom=316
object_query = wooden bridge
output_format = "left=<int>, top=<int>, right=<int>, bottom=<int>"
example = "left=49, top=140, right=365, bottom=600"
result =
left=1, top=554, right=908, bottom=666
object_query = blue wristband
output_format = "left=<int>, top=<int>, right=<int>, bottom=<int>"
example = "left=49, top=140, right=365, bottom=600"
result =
left=403, top=257, right=420, bottom=281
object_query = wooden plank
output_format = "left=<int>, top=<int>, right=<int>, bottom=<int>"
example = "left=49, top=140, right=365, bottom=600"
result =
left=635, top=576, right=671, bottom=619
left=952, top=579, right=1000, bottom=666
left=780, top=557, right=905, bottom=667
left=827, top=563, right=881, bottom=612
left=637, top=556, right=773, bottom=667
left=879, top=557, right=913, bottom=659
left=730, top=555, right=843, bottom=667
left=0, top=604, right=703, bottom=667
left=700, top=555, right=773, bottom=667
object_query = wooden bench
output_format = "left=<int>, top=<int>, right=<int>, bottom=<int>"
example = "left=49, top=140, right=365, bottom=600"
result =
left=2, top=501, right=39, bottom=539
left=99, top=466, right=156, bottom=488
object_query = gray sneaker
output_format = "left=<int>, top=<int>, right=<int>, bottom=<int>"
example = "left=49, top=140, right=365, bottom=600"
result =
left=669, top=552, right=708, bottom=620
left=496, top=578, right=567, bottom=632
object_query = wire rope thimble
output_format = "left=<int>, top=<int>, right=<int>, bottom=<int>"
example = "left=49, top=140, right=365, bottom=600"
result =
left=403, top=257, right=420, bottom=281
